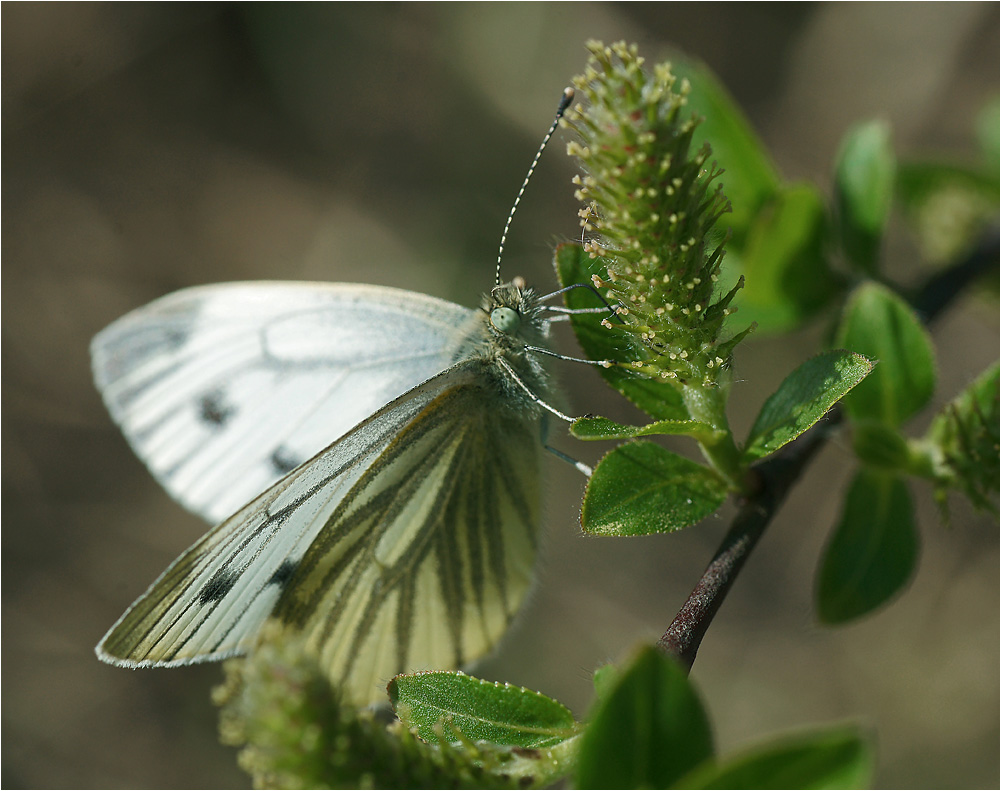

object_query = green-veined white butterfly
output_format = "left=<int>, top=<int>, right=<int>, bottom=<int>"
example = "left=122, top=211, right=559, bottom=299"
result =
left=93, top=88, right=598, bottom=705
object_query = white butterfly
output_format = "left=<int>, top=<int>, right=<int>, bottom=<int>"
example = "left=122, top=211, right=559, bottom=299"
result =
left=93, top=268, right=597, bottom=705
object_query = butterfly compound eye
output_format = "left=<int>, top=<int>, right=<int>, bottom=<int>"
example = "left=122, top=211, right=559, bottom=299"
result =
left=490, top=306, right=520, bottom=334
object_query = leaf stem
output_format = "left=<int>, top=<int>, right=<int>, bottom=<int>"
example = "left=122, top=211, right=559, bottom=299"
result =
left=681, top=383, right=746, bottom=492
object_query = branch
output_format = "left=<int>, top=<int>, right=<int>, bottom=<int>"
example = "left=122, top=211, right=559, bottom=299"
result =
left=658, top=230, right=999, bottom=671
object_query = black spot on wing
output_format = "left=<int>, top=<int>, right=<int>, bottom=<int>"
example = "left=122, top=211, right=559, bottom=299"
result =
left=270, top=446, right=300, bottom=475
left=199, top=391, right=235, bottom=426
left=268, top=560, right=297, bottom=590
left=162, top=325, right=190, bottom=351
left=199, top=570, right=238, bottom=604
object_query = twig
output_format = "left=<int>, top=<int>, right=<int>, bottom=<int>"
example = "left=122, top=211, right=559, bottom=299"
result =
left=658, top=229, right=998, bottom=670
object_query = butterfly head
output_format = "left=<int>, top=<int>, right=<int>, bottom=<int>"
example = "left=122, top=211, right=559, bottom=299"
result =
left=485, top=277, right=547, bottom=346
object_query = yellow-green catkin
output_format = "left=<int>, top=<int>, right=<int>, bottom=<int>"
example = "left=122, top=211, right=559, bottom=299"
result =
left=922, top=363, right=999, bottom=517
left=562, top=40, right=751, bottom=389
left=213, top=622, right=520, bottom=789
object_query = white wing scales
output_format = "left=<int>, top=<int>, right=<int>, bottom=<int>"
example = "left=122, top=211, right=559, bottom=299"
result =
left=98, top=363, right=545, bottom=706
left=92, top=282, right=476, bottom=523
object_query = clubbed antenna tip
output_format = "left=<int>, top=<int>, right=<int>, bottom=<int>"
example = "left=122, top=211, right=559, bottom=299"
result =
left=495, top=87, right=576, bottom=287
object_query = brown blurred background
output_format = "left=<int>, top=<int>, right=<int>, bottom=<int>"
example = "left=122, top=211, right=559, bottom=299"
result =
left=3, top=3, right=998, bottom=788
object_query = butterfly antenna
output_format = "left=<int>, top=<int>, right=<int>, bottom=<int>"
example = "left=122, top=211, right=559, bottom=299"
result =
left=495, top=87, right=575, bottom=288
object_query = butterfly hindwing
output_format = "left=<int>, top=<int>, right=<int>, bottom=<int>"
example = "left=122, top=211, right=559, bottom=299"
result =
left=276, top=377, right=542, bottom=702
left=91, top=282, right=475, bottom=523
left=97, top=361, right=544, bottom=705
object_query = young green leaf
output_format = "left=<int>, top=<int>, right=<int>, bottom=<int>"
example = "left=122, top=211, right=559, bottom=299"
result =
left=743, top=351, right=874, bottom=463
left=975, top=98, right=999, bottom=174
left=555, top=243, right=689, bottom=421
left=671, top=55, right=780, bottom=244
left=571, top=415, right=723, bottom=443
left=388, top=671, right=578, bottom=749
left=582, top=441, right=729, bottom=535
left=591, top=663, right=620, bottom=702
left=729, top=183, right=840, bottom=334
left=816, top=469, right=919, bottom=624
left=835, top=282, right=937, bottom=426
left=834, top=121, right=896, bottom=275
left=677, top=724, right=874, bottom=789
left=851, top=421, right=912, bottom=471
left=897, top=162, right=998, bottom=212
left=896, top=160, right=999, bottom=264
left=575, top=646, right=714, bottom=789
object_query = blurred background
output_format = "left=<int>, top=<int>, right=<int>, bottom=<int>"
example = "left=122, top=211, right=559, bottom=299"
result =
left=3, top=3, right=997, bottom=788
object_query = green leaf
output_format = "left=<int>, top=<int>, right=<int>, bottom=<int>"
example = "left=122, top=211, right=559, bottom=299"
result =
left=555, top=243, right=689, bottom=421
left=571, top=416, right=723, bottom=443
left=729, top=183, right=841, bottom=334
left=591, top=664, right=620, bottom=702
left=975, top=98, right=999, bottom=175
left=851, top=421, right=912, bottom=471
left=743, top=351, right=874, bottom=462
left=388, top=671, right=578, bottom=749
left=677, top=725, right=874, bottom=789
left=576, top=647, right=714, bottom=789
left=835, top=121, right=896, bottom=275
left=897, top=161, right=998, bottom=216
left=896, top=160, right=999, bottom=265
left=582, top=441, right=728, bottom=535
left=835, top=282, right=937, bottom=426
left=816, top=469, right=919, bottom=624
left=671, top=56, right=780, bottom=243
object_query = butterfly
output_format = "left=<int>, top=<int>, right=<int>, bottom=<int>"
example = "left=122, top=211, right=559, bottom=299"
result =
left=92, top=89, right=596, bottom=705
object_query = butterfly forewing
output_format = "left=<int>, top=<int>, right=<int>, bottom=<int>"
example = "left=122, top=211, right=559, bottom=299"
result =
left=97, top=361, right=544, bottom=705
left=92, top=282, right=475, bottom=523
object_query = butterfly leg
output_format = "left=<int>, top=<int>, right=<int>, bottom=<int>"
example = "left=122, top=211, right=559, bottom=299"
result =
left=545, top=444, right=593, bottom=477
left=497, top=357, right=576, bottom=423
left=539, top=415, right=592, bottom=477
